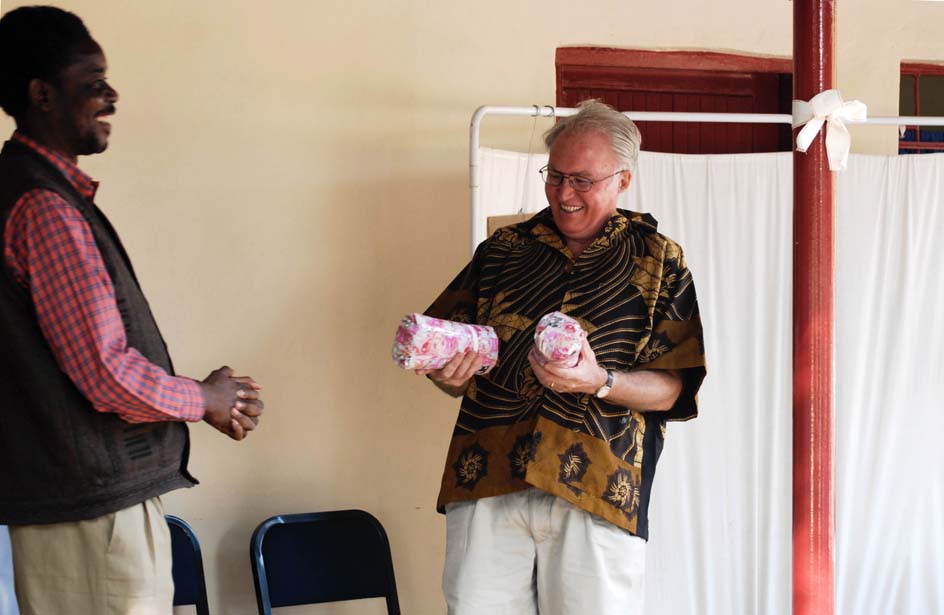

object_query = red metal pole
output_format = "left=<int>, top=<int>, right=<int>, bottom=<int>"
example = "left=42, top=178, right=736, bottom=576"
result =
left=792, top=2, right=835, bottom=615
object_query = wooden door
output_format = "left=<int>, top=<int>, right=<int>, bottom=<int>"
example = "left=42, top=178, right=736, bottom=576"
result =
left=557, top=48, right=793, bottom=154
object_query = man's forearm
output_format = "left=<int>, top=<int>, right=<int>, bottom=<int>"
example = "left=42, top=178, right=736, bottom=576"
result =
left=10, top=192, right=206, bottom=423
left=600, top=368, right=682, bottom=411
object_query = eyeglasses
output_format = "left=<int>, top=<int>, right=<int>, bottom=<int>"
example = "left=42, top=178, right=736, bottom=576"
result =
left=539, top=165, right=625, bottom=193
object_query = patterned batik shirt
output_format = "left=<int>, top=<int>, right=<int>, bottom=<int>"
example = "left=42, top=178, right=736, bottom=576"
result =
left=426, top=207, right=706, bottom=539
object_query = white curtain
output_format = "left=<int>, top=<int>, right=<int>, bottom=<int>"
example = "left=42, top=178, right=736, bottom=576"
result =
left=835, top=154, right=944, bottom=615
left=478, top=147, right=944, bottom=615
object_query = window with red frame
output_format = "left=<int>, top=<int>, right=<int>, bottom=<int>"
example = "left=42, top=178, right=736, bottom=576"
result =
left=899, top=63, right=944, bottom=154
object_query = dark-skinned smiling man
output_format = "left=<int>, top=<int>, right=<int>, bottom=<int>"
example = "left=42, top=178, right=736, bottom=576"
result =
left=0, top=7, right=264, bottom=613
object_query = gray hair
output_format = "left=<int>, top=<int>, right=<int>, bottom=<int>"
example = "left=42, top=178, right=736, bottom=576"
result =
left=543, top=99, right=642, bottom=174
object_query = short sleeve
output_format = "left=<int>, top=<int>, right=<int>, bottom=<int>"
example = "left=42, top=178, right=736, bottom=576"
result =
left=635, top=244, right=707, bottom=421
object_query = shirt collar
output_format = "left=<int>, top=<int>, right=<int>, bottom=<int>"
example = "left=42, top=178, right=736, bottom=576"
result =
left=11, top=132, right=99, bottom=200
left=528, top=208, right=659, bottom=257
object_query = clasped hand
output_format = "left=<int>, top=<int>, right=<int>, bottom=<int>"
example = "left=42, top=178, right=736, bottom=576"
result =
left=200, top=366, right=264, bottom=441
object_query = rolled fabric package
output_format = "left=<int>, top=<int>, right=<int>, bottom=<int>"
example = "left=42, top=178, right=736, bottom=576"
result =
left=392, top=313, right=499, bottom=374
left=533, top=311, right=586, bottom=368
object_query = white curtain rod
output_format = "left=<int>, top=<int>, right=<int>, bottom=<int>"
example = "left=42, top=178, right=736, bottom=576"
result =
left=468, top=104, right=944, bottom=254
left=470, top=104, right=944, bottom=127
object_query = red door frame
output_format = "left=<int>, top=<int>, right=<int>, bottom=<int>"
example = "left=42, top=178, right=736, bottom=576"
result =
left=555, top=48, right=792, bottom=103
left=555, top=48, right=793, bottom=153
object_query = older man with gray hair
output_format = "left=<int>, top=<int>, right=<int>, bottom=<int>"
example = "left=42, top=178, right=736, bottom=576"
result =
left=415, top=99, right=707, bottom=614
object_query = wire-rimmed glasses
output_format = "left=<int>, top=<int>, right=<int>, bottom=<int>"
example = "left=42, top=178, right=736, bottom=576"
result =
left=539, top=165, right=625, bottom=192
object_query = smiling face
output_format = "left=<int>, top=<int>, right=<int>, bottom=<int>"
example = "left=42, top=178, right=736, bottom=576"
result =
left=36, top=43, right=118, bottom=161
left=544, top=129, right=631, bottom=257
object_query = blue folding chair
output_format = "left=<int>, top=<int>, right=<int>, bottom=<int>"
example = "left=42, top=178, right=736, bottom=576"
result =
left=250, top=510, right=400, bottom=615
left=166, top=515, right=210, bottom=615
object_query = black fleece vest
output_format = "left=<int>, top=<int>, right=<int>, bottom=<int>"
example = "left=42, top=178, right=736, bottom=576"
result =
left=0, top=139, right=196, bottom=525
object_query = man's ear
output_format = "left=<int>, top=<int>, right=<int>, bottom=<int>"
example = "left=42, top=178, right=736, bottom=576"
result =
left=618, top=170, right=632, bottom=193
left=27, top=78, right=54, bottom=112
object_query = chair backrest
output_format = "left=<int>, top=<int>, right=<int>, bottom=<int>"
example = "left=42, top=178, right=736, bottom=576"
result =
left=250, top=510, right=400, bottom=615
left=166, top=515, right=210, bottom=615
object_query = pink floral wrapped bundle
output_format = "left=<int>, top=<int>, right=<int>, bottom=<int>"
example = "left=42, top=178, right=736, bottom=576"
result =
left=533, top=311, right=586, bottom=368
left=392, top=313, right=499, bottom=373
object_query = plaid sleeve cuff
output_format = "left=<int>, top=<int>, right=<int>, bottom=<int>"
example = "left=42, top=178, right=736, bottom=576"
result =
left=174, top=377, right=206, bottom=423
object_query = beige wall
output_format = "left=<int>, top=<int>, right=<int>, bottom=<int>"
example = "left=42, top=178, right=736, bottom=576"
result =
left=2, top=1, right=942, bottom=613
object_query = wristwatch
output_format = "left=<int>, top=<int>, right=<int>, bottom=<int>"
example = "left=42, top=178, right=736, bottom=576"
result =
left=594, top=369, right=615, bottom=399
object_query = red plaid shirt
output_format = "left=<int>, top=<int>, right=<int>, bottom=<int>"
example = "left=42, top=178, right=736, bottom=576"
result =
left=3, top=132, right=204, bottom=423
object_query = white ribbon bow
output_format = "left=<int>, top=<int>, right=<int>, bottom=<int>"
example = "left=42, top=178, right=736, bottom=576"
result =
left=792, top=90, right=867, bottom=171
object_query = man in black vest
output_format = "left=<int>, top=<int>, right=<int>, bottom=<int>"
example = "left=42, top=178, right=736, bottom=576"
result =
left=0, top=6, right=265, bottom=613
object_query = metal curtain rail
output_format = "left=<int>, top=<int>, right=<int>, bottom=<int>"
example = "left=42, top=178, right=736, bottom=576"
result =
left=468, top=104, right=944, bottom=254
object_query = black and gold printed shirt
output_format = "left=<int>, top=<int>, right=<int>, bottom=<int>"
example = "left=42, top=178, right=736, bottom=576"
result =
left=426, top=208, right=706, bottom=539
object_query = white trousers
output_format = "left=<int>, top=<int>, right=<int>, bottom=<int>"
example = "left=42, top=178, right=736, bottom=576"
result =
left=443, top=489, right=646, bottom=615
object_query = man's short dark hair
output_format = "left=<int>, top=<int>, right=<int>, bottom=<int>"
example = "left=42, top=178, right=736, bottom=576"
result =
left=0, top=6, right=99, bottom=118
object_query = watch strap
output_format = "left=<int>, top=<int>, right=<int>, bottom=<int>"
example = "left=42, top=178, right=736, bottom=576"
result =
left=595, top=369, right=615, bottom=399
